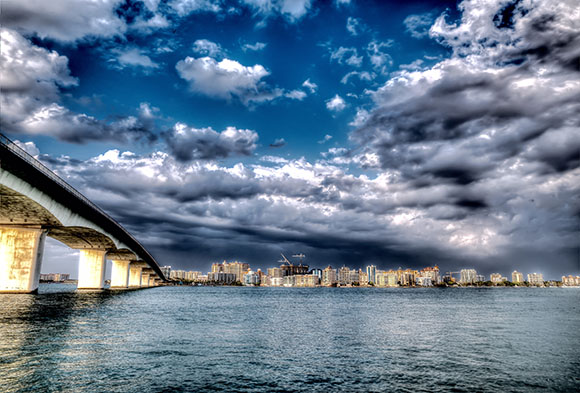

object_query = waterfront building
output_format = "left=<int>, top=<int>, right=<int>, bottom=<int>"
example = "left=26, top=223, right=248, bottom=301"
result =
left=358, top=270, right=368, bottom=286
left=281, top=263, right=309, bottom=277
left=207, top=272, right=236, bottom=284
left=161, top=266, right=171, bottom=278
left=349, top=269, right=359, bottom=285
left=268, top=267, right=284, bottom=278
left=375, top=270, right=387, bottom=287
left=322, top=266, right=337, bottom=286
left=338, top=266, right=350, bottom=285
left=366, top=265, right=377, bottom=284
left=39, top=273, right=70, bottom=282
left=476, top=274, right=485, bottom=282
left=460, top=269, right=478, bottom=284
left=527, top=273, right=544, bottom=286
left=310, top=268, right=322, bottom=280
left=416, top=276, right=433, bottom=286
left=398, top=269, right=416, bottom=286
left=490, top=273, right=504, bottom=283
left=211, top=261, right=250, bottom=282
left=270, top=277, right=284, bottom=287
left=294, top=274, right=319, bottom=287
left=244, top=271, right=260, bottom=286
left=562, top=275, right=580, bottom=286
left=283, top=275, right=295, bottom=287
left=512, top=271, right=524, bottom=283
left=419, top=266, right=440, bottom=285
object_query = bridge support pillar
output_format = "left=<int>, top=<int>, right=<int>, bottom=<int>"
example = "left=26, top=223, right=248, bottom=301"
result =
left=148, top=276, right=155, bottom=287
left=128, top=263, right=143, bottom=288
left=0, top=226, right=46, bottom=293
left=77, top=249, right=106, bottom=290
left=141, top=272, right=150, bottom=287
left=110, top=260, right=131, bottom=289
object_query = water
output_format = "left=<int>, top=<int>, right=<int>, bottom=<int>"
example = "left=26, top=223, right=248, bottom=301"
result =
left=1, top=285, right=579, bottom=392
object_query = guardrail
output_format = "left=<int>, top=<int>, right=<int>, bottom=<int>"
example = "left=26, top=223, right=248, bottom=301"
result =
left=0, top=132, right=163, bottom=278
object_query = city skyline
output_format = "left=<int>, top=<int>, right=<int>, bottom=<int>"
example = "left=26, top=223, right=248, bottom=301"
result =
left=1, top=0, right=579, bottom=278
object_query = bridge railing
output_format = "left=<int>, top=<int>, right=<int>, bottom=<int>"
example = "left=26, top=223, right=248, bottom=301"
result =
left=0, top=133, right=163, bottom=278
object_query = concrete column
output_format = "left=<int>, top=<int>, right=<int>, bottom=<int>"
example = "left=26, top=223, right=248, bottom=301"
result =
left=77, top=249, right=107, bottom=290
left=110, top=260, right=131, bottom=289
left=141, top=272, right=150, bottom=287
left=0, top=226, right=46, bottom=293
left=128, top=263, right=143, bottom=288
left=148, top=276, right=155, bottom=287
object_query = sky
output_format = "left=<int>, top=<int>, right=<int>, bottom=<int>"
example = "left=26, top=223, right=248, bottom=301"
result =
left=1, top=0, right=579, bottom=279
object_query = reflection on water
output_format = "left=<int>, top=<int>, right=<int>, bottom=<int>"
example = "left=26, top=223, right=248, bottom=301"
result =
left=1, top=285, right=579, bottom=392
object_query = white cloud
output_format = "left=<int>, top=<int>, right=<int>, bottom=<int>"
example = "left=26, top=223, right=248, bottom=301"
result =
left=242, top=42, right=267, bottom=51
left=346, top=17, right=364, bottom=36
left=285, top=90, right=307, bottom=100
left=14, top=140, right=40, bottom=157
left=0, top=0, right=126, bottom=42
left=330, top=47, right=363, bottom=67
left=169, top=0, right=221, bottom=17
left=403, top=12, right=434, bottom=39
left=341, top=71, right=374, bottom=84
left=318, top=134, right=333, bottom=144
left=176, top=56, right=282, bottom=104
left=326, top=94, right=346, bottom=112
left=349, top=108, right=370, bottom=127
left=113, top=47, right=159, bottom=69
left=193, top=39, right=225, bottom=58
left=366, top=40, right=393, bottom=73
left=302, top=79, right=318, bottom=93
left=240, top=0, right=312, bottom=23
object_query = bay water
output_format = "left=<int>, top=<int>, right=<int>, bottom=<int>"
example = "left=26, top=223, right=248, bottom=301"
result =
left=1, top=285, right=579, bottom=392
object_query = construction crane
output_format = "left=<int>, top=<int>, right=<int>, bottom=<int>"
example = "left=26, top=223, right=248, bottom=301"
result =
left=279, top=253, right=292, bottom=265
left=292, top=253, right=305, bottom=264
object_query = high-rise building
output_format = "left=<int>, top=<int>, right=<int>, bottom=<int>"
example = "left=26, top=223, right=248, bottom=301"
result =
left=562, top=275, right=580, bottom=286
left=322, top=266, right=337, bottom=286
left=268, top=267, right=284, bottom=278
left=338, top=266, right=351, bottom=286
left=160, top=266, right=171, bottom=278
left=244, top=271, right=260, bottom=286
left=358, top=270, right=368, bottom=286
left=490, top=273, right=504, bottom=283
left=512, top=271, right=524, bottom=283
left=527, top=273, right=544, bottom=286
left=460, top=269, right=477, bottom=284
left=366, top=265, right=377, bottom=284
left=419, top=266, right=440, bottom=285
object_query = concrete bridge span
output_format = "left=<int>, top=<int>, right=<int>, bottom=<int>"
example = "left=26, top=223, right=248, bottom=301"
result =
left=0, top=133, right=166, bottom=293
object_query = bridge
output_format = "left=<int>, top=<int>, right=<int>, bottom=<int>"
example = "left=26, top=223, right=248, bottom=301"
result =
left=0, top=133, right=166, bottom=293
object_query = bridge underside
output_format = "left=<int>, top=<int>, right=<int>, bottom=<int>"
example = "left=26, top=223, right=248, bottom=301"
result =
left=0, top=184, right=159, bottom=292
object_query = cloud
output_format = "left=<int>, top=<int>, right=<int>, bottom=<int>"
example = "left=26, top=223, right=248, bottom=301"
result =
left=346, top=17, right=364, bottom=36
left=318, top=134, right=333, bottom=144
left=403, top=12, right=434, bottom=39
left=112, top=47, right=159, bottom=69
left=330, top=47, right=363, bottom=67
left=285, top=90, right=307, bottom=100
left=346, top=0, right=580, bottom=269
left=13, top=140, right=40, bottom=157
left=366, top=40, right=394, bottom=73
left=176, top=56, right=282, bottom=104
left=326, top=94, right=346, bottom=112
left=0, top=0, right=127, bottom=42
left=240, top=0, right=312, bottom=23
left=168, top=0, right=221, bottom=17
left=269, top=138, right=286, bottom=148
left=302, top=79, right=318, bottom=93
left=242, top=42, right=267, bottom=52
left=193, top=39, right=225, bottom=58
left=341, top=71, right=374, bottom=84
left=164, top=123, right=259, bottom=161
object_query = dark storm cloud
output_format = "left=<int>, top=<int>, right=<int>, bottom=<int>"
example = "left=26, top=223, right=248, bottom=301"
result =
left=163, top=124, right=258, bottom=162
